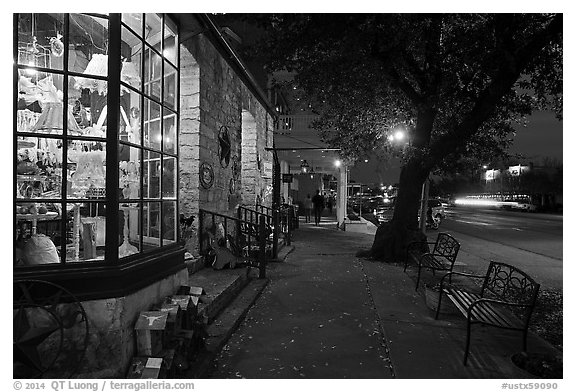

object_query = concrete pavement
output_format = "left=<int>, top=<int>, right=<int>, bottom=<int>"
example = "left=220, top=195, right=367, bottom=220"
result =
left=208, top=216, right=561, bottom=379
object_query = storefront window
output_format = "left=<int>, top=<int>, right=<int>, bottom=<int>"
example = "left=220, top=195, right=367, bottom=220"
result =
left=15, top=13, right=179, bottom=267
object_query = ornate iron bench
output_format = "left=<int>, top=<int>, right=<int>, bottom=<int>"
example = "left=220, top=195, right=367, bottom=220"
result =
left=404, top=232, right=461, bottom=290
left=435, top=261, right=540, bottom=365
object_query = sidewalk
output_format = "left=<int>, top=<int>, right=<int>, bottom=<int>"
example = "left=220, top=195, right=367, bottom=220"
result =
left=209, top=216, right=561, bottom=379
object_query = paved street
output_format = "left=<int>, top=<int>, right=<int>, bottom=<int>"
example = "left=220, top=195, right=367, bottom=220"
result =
left=437, top=207, right=562, bottom=290
left=443, top=207, right=562, bottom=260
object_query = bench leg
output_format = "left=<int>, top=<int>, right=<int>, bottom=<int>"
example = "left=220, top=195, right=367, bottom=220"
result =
left=435, top=290, right=443, bottom=320
left=415, top=264, right=422, bottom=290
left=464, top=319, right=472, bottom=366
left=522, top=329, right=528, bottom=352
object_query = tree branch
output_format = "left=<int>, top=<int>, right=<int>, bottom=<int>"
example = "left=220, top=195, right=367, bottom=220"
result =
left=430, top=14, right=562, bottom=161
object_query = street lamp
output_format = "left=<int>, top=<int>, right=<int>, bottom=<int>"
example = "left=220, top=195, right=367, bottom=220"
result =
left=394, top=130, right=405, bottom=141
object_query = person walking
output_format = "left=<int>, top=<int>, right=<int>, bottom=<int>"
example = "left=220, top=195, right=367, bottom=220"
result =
left=327, top=194, right=334, bottom=214
left=312, top=190, right=325, bottom=226
left=303, top=194, right=313, bottom=223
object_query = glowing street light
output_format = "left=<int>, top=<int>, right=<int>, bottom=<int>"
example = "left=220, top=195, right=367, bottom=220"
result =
left=334, top=159, right=342, bottom=168
left=394, top=130, right=405, bottom=141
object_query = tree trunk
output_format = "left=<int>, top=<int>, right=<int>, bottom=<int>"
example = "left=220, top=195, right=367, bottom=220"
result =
left=358, top=104, right=436, bottom=262
left=357, top=159, right=430, bottom=262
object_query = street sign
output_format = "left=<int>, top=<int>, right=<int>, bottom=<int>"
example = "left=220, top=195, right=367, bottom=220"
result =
left=282, top=174, right=293, bottom=183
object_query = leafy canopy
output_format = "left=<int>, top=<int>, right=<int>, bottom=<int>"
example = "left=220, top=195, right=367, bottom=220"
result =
left=250, top=14, right=562, bottom=173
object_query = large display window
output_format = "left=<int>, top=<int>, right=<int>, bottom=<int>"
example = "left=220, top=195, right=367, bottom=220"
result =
left=14, top=13, right=179, bottom=270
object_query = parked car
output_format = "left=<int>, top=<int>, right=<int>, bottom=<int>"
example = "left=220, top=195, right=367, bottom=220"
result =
left=511, top=201, right=538, bottom=212
left=428, top=199, right=446, bottom=221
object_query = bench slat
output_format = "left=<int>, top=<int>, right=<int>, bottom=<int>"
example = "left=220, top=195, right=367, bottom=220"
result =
left=421, top=256, right=449, bottom=270
left=447, top=289, right=524, bottom=329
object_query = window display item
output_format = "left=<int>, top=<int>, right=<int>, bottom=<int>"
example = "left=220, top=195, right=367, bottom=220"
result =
left=73, top=54, right=141, bottom=95
left=17, top=161, right=39, bottom=175
left=81, top=216, right=106, bottom=247
left=30, top=102, right=81, bottom=134
left=71, top=150, right=106, bottom=197
left=22, top=234, right=59, bottom=265
left=49, top=33, right=64, bottom=57
left=119, top=205, right=138, bottom=258
left=82, top=221, right=97, bottom=259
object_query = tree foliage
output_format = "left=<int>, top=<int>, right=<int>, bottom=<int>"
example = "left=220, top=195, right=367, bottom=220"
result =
left=251, top=14, right=562, bottom=172
left=244, top=13, right=562, bottom=260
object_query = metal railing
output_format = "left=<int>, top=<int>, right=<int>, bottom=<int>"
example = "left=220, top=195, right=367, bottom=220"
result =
left=198, top=209, right=268, bottom=279
left=274, top=114, right=319, bottom=133
left=238, top=205, right=279, bottom=258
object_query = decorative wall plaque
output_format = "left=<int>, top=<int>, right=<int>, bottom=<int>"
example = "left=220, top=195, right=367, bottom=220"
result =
left=218, top=125, right=231, bottom=168
left=199, top=162, right=214, bottom=189
left=231, top=155, right=240, bottom=179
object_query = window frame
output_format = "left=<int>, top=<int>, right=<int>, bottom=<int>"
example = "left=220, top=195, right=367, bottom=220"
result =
left=13, top=13, right=183, bottom=300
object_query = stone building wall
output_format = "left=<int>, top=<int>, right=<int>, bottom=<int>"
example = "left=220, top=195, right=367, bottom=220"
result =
left=178, top=32, right=274, bottom=255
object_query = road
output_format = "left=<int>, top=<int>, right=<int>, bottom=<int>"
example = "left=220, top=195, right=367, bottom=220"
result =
left=436, top=207, right=563, bottom=290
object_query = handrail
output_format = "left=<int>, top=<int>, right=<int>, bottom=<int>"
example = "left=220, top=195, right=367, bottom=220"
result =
left=198, top=208, right=266, bottom=278
left=238, top=205, right=277, bottom=258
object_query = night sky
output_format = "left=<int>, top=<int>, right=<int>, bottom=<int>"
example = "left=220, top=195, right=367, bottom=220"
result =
left=351, top=110, right=563, bottom=185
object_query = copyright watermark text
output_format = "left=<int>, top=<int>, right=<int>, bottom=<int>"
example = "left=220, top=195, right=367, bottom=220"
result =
left=13, top=380, right=195, bottom=392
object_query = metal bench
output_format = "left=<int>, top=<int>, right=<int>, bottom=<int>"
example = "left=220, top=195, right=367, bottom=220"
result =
left=404, top=232, right=461, bottom=290
left=435, top=261, right=540, bottom=365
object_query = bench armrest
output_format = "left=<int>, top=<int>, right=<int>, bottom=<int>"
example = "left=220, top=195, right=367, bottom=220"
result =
left=440, top=271, right=484, bottom=284
left=439, top=271, right=485, bottom=292
left=407, top=241, right=435, bottom=248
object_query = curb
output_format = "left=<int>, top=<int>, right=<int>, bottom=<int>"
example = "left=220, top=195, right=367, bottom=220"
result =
left=183, top=278, right=269, bottom=378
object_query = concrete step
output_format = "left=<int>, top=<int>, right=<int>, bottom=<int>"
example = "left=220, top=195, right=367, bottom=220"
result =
left=181, top=278, right=269, bottom=378
left=187, top=267, right=251, bottom=325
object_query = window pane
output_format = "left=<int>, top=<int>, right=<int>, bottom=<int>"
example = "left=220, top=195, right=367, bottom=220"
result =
left=68, top=201, right=106, bottom=262
left=144, top=98, right=161, bottom=150
left=16, top=136, right=63, bottom=199
left=121, top=25, right=142, bottom=91
left=15, top=203, right=63, bottom=266
left=18, top=72, right=66, bottom=135
left=145, top=14, right=162, bottom=49
left=17, top=13, right=65, bottom=71
left=164, top=61, right=177, bottom=110
left=68, top=14, right=109, bottom=79
left=119, top=145, right=141, bottom=201
left=67, top=140, right=106, bottom=199
left=162, top=156, right=176, bottom=199
left=143, top=202, right=160, bottom=249
left=122, top=13, right=143, bottom=37
left=143, top=150, right=160, bottom=199
left=119, top=203, right=140, bottom=258
left=163, top=109, right=176, bottom=154
left=69, top=80, right=108, bottom=137
left=144, top=48, right=162, bottom=100
left=163, top=17, right=177, bottom=65
left=162, top=201, right=177, bottom=243
left=120, top=90, right=141, bottom=144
